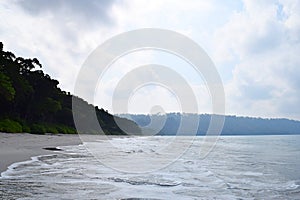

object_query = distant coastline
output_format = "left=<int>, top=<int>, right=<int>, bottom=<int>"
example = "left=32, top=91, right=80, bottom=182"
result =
left=119, top=113, right=300, bottom=136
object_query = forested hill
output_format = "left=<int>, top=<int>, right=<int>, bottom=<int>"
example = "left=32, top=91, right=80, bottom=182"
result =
left=119, top=113, right=300, bottom=135
left=0, top=42, right=140, bottom=135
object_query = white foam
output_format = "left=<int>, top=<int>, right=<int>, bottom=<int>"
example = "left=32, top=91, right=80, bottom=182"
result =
left=1, top=136, right=300, bottom=199
left=1, top=155, right=45, bottom=178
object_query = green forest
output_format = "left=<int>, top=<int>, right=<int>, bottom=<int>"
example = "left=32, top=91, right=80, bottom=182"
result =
left=0, top=42, right=140, bottom=135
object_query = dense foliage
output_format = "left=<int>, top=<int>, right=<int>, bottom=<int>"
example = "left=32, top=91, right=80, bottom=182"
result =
left=0, top=42, right=140, bottom=134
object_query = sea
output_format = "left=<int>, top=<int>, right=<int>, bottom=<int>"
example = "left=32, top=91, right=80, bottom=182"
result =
left=1, top=135, right=300, bottom=200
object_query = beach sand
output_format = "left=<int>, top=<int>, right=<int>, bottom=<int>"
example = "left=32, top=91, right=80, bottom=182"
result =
left=0, top=133, right=81, bottom=173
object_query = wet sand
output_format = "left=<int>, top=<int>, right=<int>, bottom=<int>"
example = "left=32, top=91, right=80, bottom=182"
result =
left=0, top=133, right=81, bottom=173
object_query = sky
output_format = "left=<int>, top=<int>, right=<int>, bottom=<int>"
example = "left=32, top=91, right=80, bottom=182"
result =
left=0, top=0, right=300, bottom=120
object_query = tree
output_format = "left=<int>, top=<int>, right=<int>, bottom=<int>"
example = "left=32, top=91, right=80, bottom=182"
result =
left=0, top=72, right=15, bottom=101
left=0, top=41, right=141, bottom=134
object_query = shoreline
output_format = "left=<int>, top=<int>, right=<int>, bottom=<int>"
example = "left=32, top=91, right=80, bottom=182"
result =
left=0, top=133, right=81, bottom=174
left=2, top=133, right=299, bottom=174
left=0, top=133, right=135, bottom=174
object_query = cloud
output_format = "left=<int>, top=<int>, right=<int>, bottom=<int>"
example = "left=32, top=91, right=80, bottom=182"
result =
left=16, top=0, right=115, bottom=26
left=0, top=0, right=121, bottom=94
left=214, top=0, right=300, bottom=119
left=1, top=0, right=300, bottom=119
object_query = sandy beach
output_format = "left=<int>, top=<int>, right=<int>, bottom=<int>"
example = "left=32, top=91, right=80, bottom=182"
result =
left=0, top=133, right=81, bottom=173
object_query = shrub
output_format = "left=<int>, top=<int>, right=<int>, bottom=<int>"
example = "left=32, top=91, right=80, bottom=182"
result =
left=30, top=124, right=46, bottom=134
left=22, top=125, right=31, bottom=133
left=0, top=119, right=23, bottom=133
left=56, top=125, right=77, bottom=134
left=46, top=126, right=59, bottom=134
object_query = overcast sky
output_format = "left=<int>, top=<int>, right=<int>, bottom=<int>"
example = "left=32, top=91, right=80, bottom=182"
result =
left=1, top=0, right=300, bottom=120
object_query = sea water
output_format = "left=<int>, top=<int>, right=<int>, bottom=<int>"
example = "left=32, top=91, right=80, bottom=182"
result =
left=1, top=135, right=300, bottom=199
